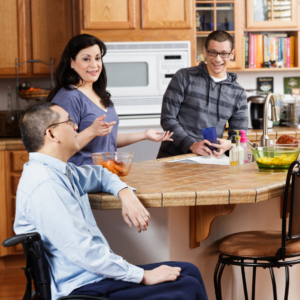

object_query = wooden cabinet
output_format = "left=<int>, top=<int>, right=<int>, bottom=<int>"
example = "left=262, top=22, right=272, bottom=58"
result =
left=83, top=0, right=136, bottom=29
left=142, top=0, right=192, bottom=29
left=0, top=150, right=29, bottom=257
left=242, top=0, right=300, bottom=72
left=0, top=0, right=27, bottom=75
left=246, top=0, right=298, bottom=29
left=0, top=0, right=73, bottom=77
left=194, top=0, right=243, bottom=68
left=74, top=0, right=196, bottom=67
left=31, top=0, right=73, bottom=74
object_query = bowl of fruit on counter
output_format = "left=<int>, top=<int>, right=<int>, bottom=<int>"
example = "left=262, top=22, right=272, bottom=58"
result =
left=252, top=135, right=300, bottom=171
left=91, top=152, right=134, bottom=176
left=18, top=82, right=50, bottom=101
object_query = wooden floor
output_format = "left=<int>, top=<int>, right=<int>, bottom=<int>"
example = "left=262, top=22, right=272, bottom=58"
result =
left=0, top=267, right=27, bottom=300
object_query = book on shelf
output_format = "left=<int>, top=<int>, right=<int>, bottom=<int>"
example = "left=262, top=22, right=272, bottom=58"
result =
left=244, top=32, right=296, bottom=69
left=244, top=32, right=248, bottom=69
left=248, top=32, right=254, bottom=69
left=283, top=37, right=287, bottom=67
left=253, top=34, right=257, bottom=68
left=290, top=36, right=295, bottom=68
left=287, top=37, right=291, bottom=68
left=270, top=37, right=275, bottom=61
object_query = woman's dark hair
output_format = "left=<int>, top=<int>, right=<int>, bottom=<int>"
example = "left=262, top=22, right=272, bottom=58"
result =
left=47, top=34, right=113, bottom=108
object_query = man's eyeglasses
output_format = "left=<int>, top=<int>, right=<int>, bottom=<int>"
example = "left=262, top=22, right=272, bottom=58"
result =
left=45, top=117, right=76, bottom=135
left=206, top=49, right=232, bottom=58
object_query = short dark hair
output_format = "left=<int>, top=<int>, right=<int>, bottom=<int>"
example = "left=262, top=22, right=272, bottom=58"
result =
left=47, top=34, right=113, bottom=108
left=205, top=30, right=234, bottom=50
left=20, top=102, right=60, bottom=153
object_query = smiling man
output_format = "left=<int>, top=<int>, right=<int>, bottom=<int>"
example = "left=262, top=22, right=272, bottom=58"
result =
left=157, top=30, right=248, bottom=159
left=14, top=102, right=208, bottom=300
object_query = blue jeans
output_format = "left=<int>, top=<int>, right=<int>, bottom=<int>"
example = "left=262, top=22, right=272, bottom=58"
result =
left=70, top=261, right=208, bottom=300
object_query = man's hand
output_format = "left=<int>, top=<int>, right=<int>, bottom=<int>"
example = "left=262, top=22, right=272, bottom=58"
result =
left=142, top=265, right=181, bottom=285
left=144, top=129, right=174, bottom=142
left=211, top=138, right=232, bottom=158
left=189, top=140, right=212, bottom=156
left=118, top=188, right=150, bottom=233
left=91, top=115, right=116, bottom=137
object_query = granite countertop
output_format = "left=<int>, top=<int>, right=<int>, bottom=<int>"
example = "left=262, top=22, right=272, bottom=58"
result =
left=89, top=154, right=287, bottom=210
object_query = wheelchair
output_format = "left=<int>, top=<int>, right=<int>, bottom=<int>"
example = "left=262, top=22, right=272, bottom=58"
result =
left=2, top=232, right=108, bottom=300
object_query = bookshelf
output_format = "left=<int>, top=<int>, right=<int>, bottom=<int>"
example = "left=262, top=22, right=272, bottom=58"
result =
left=194, top=0, right=299, bottom=72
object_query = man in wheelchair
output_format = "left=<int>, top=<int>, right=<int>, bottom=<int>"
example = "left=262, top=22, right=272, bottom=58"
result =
left=13, top=102, right=208, bottom=300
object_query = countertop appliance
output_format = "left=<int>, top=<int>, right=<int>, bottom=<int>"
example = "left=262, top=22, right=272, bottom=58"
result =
left=247, top=95, right=273, bottom=129
left=104, top=41, right=191, bottom=116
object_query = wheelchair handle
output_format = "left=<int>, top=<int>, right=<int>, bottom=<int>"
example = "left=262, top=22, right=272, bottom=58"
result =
left=2, top=232, right=41, bottom=247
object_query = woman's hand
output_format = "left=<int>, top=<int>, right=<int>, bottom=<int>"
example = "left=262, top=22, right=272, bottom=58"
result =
left=144, top=129, right=174, bottom=142
left=118, top=188, right=150, bottom=233
left=91, top=115, right=116, bottom=137
left=189, top=140, right=212, bottom=156
left=211, top=138, right=232, bottom=158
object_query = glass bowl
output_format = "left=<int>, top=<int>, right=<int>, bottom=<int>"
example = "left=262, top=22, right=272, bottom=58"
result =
left=252, top=146, right=300, bottom=171
left=91, top=152, right=134, bottom=176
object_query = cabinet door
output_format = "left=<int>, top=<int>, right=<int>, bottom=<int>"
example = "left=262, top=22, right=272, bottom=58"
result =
left=31, top=0, right=73, bottom=74
left=0, top=0, right=27, bottom=75
left=5, top=150, right=29, bottom=255
left=247, top=0, right=298, bottom=29
left=142, top=0, right=192, bottom=29
left=83, top=0, right=136, bottom=29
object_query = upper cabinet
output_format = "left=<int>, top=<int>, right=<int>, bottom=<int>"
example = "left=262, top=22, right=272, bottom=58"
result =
left=75, top=0, right=196, bottom=66
left=195, top=0, right=243, bottom=69
left=0, top=0, right=27, bottom=75
left=31, top=0, right=73, bottom=74
left=142, top=0, right=192, bottom=29
left=246, top=0, right=298, bottom=29
left=83, top=0, right=136, bottom=29
left=0, top=0, right=73, bottom=77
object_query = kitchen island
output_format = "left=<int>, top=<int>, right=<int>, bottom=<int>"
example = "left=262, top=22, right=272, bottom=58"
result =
left=89, top=154, right=287, bottom=248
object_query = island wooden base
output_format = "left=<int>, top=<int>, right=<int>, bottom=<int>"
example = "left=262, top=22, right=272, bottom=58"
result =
left=189, top=205, right=236, bottom=248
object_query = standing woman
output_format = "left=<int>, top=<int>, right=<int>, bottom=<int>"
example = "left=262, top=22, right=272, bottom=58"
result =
left=47, top=34, right=173, bottom=166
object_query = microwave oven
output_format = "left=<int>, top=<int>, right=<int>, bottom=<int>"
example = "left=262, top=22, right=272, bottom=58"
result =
left=103, top=41, right=191, bottom=116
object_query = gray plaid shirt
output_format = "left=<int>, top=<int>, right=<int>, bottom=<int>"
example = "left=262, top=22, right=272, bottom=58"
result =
left=158, top=61, right=248, bottom=157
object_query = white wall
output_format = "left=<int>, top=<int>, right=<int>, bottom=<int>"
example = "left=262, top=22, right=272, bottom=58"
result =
left=0, top=69, right=299, bottom=110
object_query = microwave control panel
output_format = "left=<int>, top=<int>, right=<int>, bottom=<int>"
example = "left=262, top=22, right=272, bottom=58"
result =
left=158, top=52, right=189, bottom=92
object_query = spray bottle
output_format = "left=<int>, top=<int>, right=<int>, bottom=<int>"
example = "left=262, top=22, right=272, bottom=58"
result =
left=229, top=130, right=244, bottom=165
left=240, top=130, right=248, bottom=164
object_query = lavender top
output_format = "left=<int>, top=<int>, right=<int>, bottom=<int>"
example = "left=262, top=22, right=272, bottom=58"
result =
left=52, top=87, right=119, bottom=166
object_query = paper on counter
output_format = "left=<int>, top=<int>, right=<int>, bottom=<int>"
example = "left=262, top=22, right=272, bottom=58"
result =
left=170, top=154, right=230, bottom=165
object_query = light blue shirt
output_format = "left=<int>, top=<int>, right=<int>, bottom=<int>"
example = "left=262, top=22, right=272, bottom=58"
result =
left=14, top=153, right=144, bottom=300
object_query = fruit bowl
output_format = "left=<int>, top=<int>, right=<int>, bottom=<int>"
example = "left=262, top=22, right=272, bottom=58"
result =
left=18, top=88, right=50, bottom=100
left=252, top=146, right=300, bottom=171
left=91, top=152, right=134, bottom=176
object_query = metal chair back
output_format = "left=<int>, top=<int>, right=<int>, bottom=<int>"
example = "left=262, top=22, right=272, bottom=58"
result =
left=280, top=160, right=300, bottom=259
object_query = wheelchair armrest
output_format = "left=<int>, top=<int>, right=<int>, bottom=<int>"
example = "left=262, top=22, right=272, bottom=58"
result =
left=58, top=296, right=108, bottom=300
left=2, top=232, right=41, bottom=247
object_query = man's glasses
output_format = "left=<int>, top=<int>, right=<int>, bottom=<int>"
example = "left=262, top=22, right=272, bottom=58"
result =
left=206, top=49, right=232, bottom=58
left=45, top=117, right=76, bottom=135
